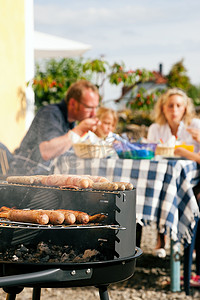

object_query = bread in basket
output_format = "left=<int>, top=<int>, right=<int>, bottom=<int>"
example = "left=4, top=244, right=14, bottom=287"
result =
left=73, top=143, right=114, bottom=158
left=155, top=145, right=175, bottom=156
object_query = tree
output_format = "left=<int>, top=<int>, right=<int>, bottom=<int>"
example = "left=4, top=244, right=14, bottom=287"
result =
left=167, top=59, right=200, bottom=107
left=166, top=59, right=191, bottom=91
left=31, top=58, right=90, bottom=111
left=30, top=57, right=154, bottom=111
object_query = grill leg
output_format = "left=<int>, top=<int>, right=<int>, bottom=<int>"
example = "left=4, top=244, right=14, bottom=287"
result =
left=98, top=285, right=110, bottom=300
left=3, top=287, right=24, bottom=300
left=6, top=294, right=17, bottom=300
left=32, top=287, right=41, bottom=300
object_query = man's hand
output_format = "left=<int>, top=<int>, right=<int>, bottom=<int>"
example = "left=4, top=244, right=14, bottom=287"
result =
left=187, top=128, right=200, bottom=143
left=72, top=118, right=100, bottom=136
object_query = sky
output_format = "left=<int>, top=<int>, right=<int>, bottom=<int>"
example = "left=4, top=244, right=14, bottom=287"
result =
left=34, top=0, right=200, bottom=101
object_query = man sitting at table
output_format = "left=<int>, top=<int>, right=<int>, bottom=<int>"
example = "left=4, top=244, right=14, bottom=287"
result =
left=9, top=80, right=100, bottom=175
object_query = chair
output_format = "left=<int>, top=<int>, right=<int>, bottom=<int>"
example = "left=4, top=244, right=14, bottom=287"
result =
left=0, top=142, right=13, bottom=176
left=183, top=183, right=200, bottom=295
left=183, top=218, right=200, bottom=294
left=0, top=148, right=9, bottom=175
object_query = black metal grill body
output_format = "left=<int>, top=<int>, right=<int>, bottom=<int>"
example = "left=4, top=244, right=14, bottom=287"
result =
left=0, top=183, right=141, bottom=300
left=0, top=183, right=136, bottom=260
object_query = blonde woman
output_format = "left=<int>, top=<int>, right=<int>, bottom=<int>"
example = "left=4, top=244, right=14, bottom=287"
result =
left=147, top=88, right=200, bottom=152
left=147, top=88, right=200, bottom=257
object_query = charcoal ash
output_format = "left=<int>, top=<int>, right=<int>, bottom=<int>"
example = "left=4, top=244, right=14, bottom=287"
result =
left=0, top=241, right=103, bottom=264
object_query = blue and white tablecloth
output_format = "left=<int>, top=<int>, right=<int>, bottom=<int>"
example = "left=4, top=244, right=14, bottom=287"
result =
left=52, top=155, right=200, bottom=244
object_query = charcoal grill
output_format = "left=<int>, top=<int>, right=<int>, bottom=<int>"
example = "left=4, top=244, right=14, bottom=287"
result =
left=0, top=182, right=142, bottom=300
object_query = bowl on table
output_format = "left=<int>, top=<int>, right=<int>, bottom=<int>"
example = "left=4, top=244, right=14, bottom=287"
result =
left=113, top=142, right=157, bottom=159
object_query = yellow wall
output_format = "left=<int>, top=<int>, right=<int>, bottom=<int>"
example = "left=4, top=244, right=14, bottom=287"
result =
left=0, top=0, right=26, bottom=152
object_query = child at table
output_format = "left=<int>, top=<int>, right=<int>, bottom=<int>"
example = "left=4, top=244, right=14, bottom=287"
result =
left=94, top=107, right=118, bottom=139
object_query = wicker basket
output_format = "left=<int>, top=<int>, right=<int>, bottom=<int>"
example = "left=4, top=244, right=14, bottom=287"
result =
left=155, top=146, right=175, bottom=156
left=73, top=143, right=114, bottom=158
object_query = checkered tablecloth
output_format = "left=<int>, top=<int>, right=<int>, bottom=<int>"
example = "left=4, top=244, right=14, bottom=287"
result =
left=53, top=155, right=200, bottom=243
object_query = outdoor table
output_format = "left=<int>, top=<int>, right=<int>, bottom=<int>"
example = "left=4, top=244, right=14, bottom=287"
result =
left=52, top=154, right=200, bottom=292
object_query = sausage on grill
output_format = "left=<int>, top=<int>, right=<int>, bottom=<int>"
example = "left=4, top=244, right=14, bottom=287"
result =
left=55, top=210, right=76, bottom=225
left=6, top=176, right=36, bottom=185
left=92, top=182, right=118, bottom=191
left=89, top=213, right=107, bottom=223
left=58, top=209, right=90, bottom=224
left=41, top=174, right=93, bottom=189
left=1, top=209, right=49, bottom=225
left=37, top=210, right=65, bottom=225
left=113, top=182, right=133, bottom=190
left=85, top=175, right=109, bottom=183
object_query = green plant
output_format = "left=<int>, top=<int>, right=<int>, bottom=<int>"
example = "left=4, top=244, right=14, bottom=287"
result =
left=30, top=58, right=89, bottom=111
left=187, top=84, right=200, bottom=106
left=109, top=63, right=153, bottom=87
left=30, top=57, right=155, bottom=112
left=127, top=87, right=158, bottom=111
left=167, top=59, right=191, bottom=91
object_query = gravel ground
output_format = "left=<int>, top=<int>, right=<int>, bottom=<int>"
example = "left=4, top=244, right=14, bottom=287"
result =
left=0, top=224, right=199, bottom=300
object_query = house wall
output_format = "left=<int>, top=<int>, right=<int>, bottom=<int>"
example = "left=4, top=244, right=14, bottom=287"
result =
left=0, top=0, right=26, bottom=152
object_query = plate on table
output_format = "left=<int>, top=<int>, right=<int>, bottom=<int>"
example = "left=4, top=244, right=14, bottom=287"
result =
left=160, top=156, right=187, bottom=160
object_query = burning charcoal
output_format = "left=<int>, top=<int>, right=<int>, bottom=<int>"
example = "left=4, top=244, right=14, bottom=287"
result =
left=63, top=245, right=71, bottom=253
left=82, top=249, right=100, bottom=260
left=27, top=256, right=37, bottom=263
left=14, top=250, right=22, bottom=258
left=0, top=241, right=104, bottom=264
left=72, top=255, right=84, bottom=263
left=53, top=258, right=60, bottom=263
left=37, top=242, right=51, bottom=255
left=68, top=250, right=76, bottom=260
left=18, top=244, right=29, bottom=254
left=40, top=255, right=50, bottom=263
left=61, top=253, right=70, bottom=262
left=12, top=255, right=19, bottom=261
left=56, top=251, right=63, bottom=257
left=52, top=245, right=62, bottom=252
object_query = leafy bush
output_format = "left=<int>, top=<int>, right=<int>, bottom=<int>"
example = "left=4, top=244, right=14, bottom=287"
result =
left=31, top=58, right=90, bottom=111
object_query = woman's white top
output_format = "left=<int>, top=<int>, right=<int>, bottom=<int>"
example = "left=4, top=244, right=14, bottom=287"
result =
left=147, top=118, right=200, bottom=152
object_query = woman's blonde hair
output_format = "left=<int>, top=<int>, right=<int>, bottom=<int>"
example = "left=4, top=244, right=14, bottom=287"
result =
left=154, top=88, right=196, bottom=125
left=96, top=107, right=118, bottom=130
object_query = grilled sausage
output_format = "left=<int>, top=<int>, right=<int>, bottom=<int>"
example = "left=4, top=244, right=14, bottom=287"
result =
left=58, top=209, right=90, bottom=224
left=37, top=210, right=65, bottom=225
left=6, top=176, right=36, bottom=185
left=40, top=174, right=93, bottom=189
left=55, top=210, right=76, bottom=225
left=0, top=206, right=13, bottom=212
left=114, top=182, right=133, bottom=190
left=0, top=211, right=9, bottom=218
left=89, top=213, right=107, bottom=223
left=7, top=209, right=49, bottom=225
left=85, top=175, right=109, bottom=183
left=92, top=182, right=118, bottom=191
left=113, top=183, right=126, bottom=191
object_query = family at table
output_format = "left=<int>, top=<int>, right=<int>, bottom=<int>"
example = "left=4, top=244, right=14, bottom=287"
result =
left=1, top=80, right=200, bottom=291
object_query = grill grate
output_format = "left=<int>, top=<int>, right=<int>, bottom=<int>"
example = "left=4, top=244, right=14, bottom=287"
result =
left=0, top=218, right=126, bottom=230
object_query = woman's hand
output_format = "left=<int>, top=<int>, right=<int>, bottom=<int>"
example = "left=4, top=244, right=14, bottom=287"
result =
left=174, top=147, right=189, bottom=157
left=187, top=128, right=200, bottom=143
left=174, top=146, right=200, bottom=163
